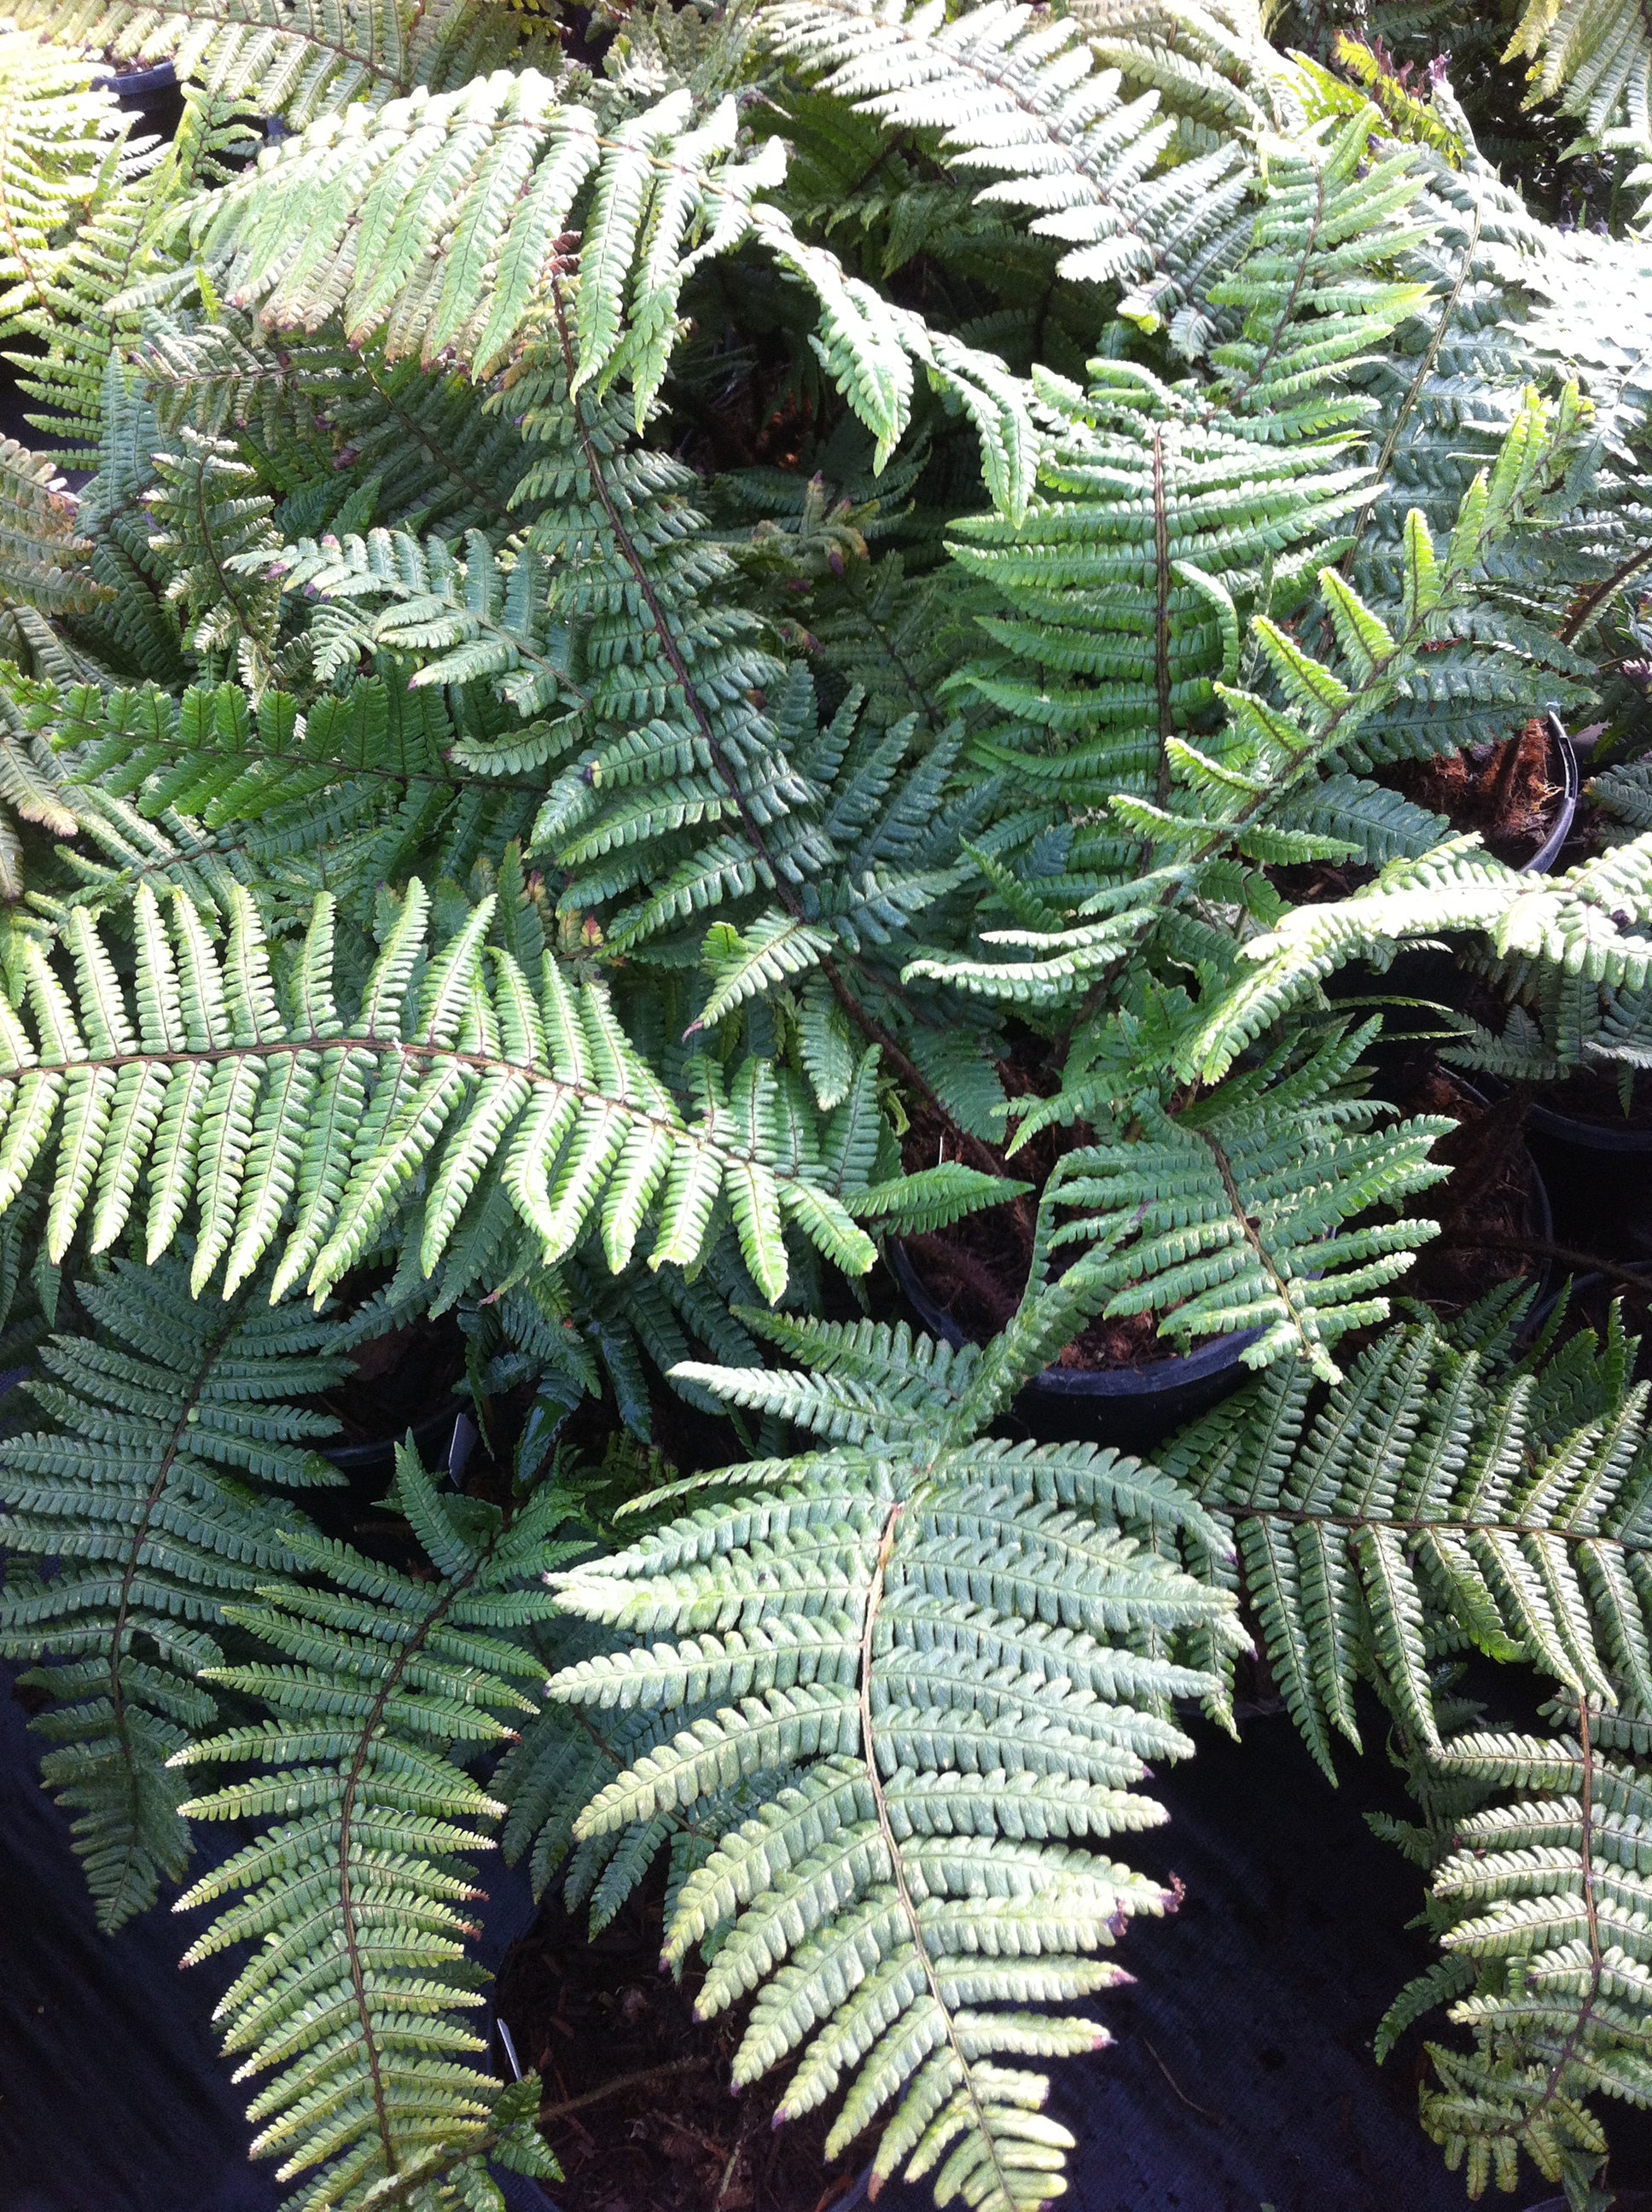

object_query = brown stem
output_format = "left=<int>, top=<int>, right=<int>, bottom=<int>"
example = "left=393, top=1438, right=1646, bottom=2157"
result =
left=104, top=1292, right=253, bottom=1914
left=818, top=958, right=1001, bottom=1178
left=855, top=1498, right=1017, bottom=2205
left=538, top=2058, right=709, bottom=2126
left=1524, top=1696, right=1602, bottom=2130
left=1335, top=203, right=1483, bottom=590
left=1560, top=539, right=1652, bottom=648
left=1152, top=424, right=1172, bottom=811
left=334, top=1555, right=486, bottom=2179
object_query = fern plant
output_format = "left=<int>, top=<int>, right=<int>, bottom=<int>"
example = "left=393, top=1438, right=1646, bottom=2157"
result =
left=6, top=0, right=1652, bottom=2206
left=1160, top=1298, right=1652, bottom=1765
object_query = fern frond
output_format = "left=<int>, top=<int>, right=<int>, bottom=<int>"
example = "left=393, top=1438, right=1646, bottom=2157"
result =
left=1162, top=1313, right=1652, bottom=1776
left=0, top=1252, right=346, bottom=1927
left=15, top=0, right=561, bottom=127
left=0, top=876, right=879, bottom=1301
left=765, top=0, right=1252, bottom=335
left=49, top=672, right=544, bottom=916
left=549, top=1300, right=1244, bottom=2209
left=1042, top=1016, right=1451, bottom=1383
left=1506, top=0, right=1652, bottom=172
left=172, top=1445, right=568, bottom=2209
left=1404, top=1692, right=1652, bottom=2203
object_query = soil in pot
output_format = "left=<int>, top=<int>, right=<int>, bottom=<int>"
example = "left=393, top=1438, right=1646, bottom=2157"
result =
left=1386, top=1067, right=1552, bottom=1315
left=1390, top=714, right=1574, bottom=870
left=898, top=1083, right=1177, bottom=1372
left=901, top=1222, right=1172, bottom=1371
left=894, top=1082, right=1263, bottom=1451
left=493, top=1869, right=862, bottom=2212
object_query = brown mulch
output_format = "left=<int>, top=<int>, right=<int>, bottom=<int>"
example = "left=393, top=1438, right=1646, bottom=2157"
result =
left=1395, top=1068, right=1546, bottom=1312
left=1393, top=717, right=1564, bottom=866
left=899, top=1065, right=1178, bottom=1370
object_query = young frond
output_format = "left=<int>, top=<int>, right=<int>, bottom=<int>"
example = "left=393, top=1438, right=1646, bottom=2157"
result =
left=0, top=1254, right=348, bottom=1928
left=1191, top=828, right=1652, bottom=1085
left=1044, top=1017, right=1451, bottom=1383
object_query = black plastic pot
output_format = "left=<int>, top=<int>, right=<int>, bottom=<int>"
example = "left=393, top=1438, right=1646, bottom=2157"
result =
left=1521, top=1091, right=1652, bottom=1267
left=319, top=1400, right=471, bottom=1483
left=1527, top=707, right=1582, bottom=871
left=92, top=59, right=184, bottom=147
left=889, top=1241, right=1260, bottom=1452
left=892, top=1068, right=1552, bottom=1452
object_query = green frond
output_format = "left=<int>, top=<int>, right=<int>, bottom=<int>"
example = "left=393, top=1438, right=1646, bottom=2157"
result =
left=548, top=1308, right=1242, bottom=2210
left=48, top=672, right=543, bottom=918
left=0, top=876, right=879, bottom=1301
left=23, top=0, right=562, bottom=128
left=1399, top=1692, right=1652, bottom=2203
left=183, top=63, right=1035, bottom=504
left=1506, top=0, right=1652, bottom=173
left=1040, top=1016, right=1451, bottom=1382
left=1161, top=1312, right=1652, bottom=1776
left=0, top=1251, right=347, bottom=1927
left=172, top=1443, right=569, bottom=2209
left=765, top=0, right=1252, bottom=335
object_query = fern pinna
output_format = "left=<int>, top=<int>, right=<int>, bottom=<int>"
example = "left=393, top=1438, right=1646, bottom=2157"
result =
left=170, top=1445, right=570, bottom=2211
left=547, top=1296, right=1244, bottom=2209
left=0, top=1254, right=347, bottom=1929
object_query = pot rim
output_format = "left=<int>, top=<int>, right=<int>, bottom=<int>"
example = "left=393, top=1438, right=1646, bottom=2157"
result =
left=888, top=1240, right=1262, bottom=1399
left=1525, top=708, right=1580, bottom=875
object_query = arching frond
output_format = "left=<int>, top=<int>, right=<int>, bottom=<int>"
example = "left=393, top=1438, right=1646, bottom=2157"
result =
left=0, top=877, right=880, bottom=1302
left=549, top=1301, right=1243, bottom=2210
